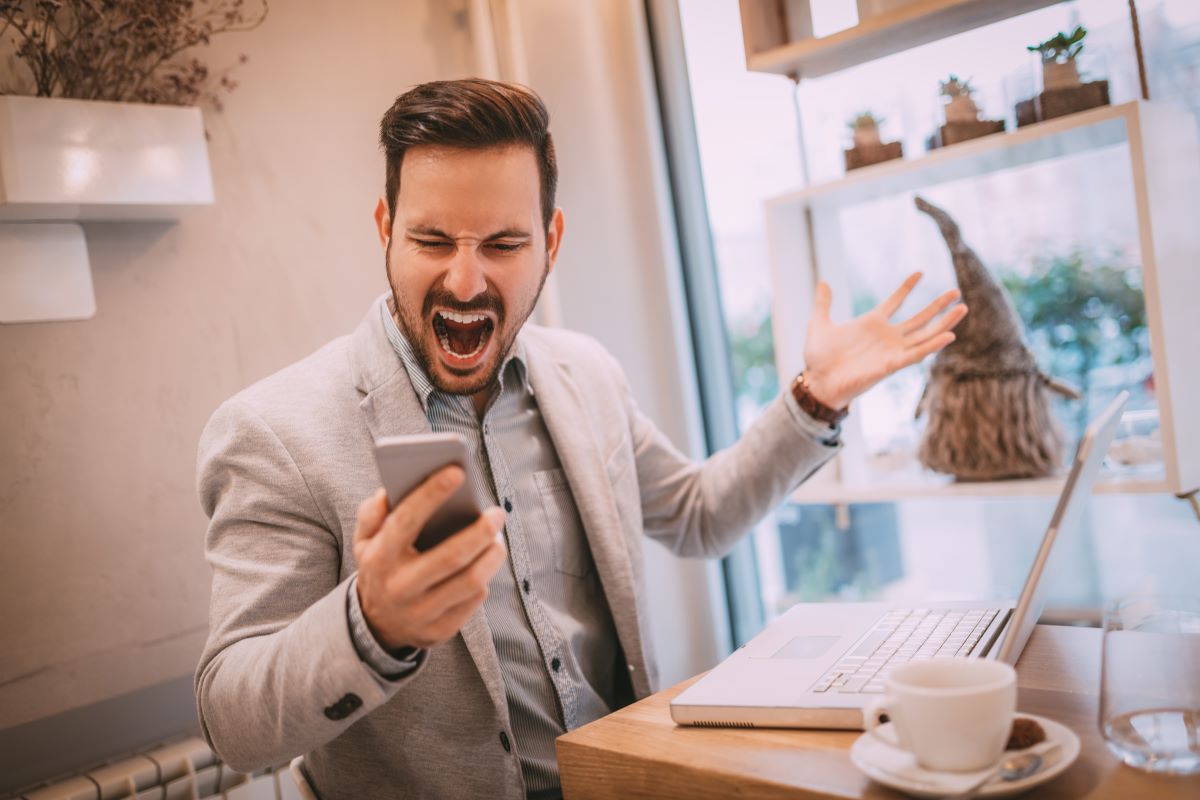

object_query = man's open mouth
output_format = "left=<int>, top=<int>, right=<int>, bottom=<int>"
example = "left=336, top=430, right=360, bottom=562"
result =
left=432, top=310, right=496, bottom=364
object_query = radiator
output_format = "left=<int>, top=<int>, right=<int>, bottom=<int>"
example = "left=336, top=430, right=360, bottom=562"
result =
left=7, top=738, right=305, bottom=800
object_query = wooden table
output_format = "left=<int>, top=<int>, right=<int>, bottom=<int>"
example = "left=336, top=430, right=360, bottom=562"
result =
left=558, top=625, right=1199, bottom=798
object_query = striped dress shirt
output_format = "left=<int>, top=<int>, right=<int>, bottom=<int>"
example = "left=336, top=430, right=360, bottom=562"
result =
left=347, top=301, right=622, bottom=798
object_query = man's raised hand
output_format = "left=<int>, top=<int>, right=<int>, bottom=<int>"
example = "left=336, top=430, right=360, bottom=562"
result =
left=801, top=271, right=968, bottom=410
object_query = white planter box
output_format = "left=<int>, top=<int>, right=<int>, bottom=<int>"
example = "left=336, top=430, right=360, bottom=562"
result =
left=0, top=95, right=213, bottom=220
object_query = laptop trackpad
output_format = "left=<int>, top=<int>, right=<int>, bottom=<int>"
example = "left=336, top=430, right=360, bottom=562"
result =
left=770, top=635, right=840, bottom=659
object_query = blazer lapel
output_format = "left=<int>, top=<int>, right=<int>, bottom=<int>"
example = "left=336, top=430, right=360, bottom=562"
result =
left=349, top=296, right=431, bottom=442
left=349, top=295, right=510, bottom=719
left=526, top=349, right=649, bottom=696
left=457, top=612, right=509, bottom=720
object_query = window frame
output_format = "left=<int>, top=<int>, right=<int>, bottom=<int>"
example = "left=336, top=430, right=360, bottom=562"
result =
left=644, top=0, right=766, bottom=646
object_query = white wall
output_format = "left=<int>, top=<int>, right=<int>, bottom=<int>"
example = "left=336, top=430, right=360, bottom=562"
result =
left=0, top=0, right=475, bottom=729
left=0, top=0, right=727, bottom=744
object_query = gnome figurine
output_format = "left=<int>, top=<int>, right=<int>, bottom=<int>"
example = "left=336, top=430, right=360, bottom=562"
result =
left=913, top=196, right=1080, bottom=481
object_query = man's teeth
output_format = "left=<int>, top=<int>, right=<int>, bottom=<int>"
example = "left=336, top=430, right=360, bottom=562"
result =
left=438, top=331, right=488, bottom=359
left=432, top=310, right=492, bottom=360
left=438, top=310, right=489, bottom=324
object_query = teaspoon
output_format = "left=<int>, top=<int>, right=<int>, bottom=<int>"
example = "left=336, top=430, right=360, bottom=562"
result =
left=944, top=748, right=1052, bottom=800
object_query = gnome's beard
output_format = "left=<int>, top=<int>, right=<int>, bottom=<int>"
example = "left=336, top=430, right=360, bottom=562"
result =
left=917, top=366, right=1065, bottom=480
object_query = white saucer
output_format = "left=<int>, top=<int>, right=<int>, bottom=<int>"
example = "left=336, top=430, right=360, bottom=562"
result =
left=849, top=713, right=1081, bottom=798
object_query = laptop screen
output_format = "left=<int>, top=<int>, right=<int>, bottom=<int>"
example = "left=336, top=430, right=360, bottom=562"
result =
left=994, top=391, right=1129, bottom=663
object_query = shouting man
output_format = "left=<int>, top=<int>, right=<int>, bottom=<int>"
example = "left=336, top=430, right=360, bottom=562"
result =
left=195, top=79, right=965, bottom=799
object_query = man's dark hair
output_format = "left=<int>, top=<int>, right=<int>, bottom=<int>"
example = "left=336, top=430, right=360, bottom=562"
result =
left=379, top=78, right=557, bottom=231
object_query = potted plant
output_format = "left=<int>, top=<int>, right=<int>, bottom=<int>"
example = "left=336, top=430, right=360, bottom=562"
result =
left=848, top=111, right=885, bottom=149
left=1027, top=25, right=1087, bottom=91
left=1017, top=24, right=1108, bottom=125
left=844, top=111, right=902, bottom=171
left=939, top=75, right=979, bottom=124
left=930, top=74, right=1004, bottom=148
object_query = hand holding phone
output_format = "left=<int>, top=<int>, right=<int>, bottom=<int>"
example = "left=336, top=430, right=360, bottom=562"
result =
left=352, top=435, right=507, bottom=651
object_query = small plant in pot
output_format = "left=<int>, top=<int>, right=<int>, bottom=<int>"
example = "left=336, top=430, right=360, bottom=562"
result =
left=930, top=73, right=1003, bottom=147
left=939, top=75, right=979, bottom=124
left=844, top=110, right=902, bottom=170
left=1028, top=25, right=1087, bottom=92
left=848, top=111, right=885, bottom=149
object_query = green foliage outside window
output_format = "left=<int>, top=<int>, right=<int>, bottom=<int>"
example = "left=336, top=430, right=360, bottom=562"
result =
left=776, top=504, right=901, bottom=607
left=1001, top=250, right=1149, bottom=435
left=728, top=309, right=779, bottom=410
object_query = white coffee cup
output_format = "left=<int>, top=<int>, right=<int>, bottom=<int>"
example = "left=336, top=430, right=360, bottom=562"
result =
left=863, top=657, right=1017, bottom=772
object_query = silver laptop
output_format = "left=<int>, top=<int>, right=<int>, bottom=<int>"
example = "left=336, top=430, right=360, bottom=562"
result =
left=671, top=391, right=1129, bottom=730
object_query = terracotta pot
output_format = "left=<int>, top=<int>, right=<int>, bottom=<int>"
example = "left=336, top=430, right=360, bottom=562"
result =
left=1042, top=59, right=1081, bottom=91
left=944, top=95, right=979, bottom=124
left=853, top=127, right=882, bottom=149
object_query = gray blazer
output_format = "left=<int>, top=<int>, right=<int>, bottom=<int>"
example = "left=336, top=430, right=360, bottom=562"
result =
left=195, top=295, right=836, bottom=799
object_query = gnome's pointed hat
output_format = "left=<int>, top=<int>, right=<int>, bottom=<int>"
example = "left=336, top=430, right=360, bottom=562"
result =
left=914, top=196, right=1031, bottom=373
left=913, top=196, right=1078, bottom=481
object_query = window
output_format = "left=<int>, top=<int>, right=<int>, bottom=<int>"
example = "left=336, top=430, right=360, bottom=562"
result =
left=663, top=0, right=1200, bottom=645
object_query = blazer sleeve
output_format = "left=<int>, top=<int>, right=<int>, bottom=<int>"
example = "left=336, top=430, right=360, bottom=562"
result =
left=613, top=357, right=841, bottom=559
left=193, top=398, right=424, bottom=772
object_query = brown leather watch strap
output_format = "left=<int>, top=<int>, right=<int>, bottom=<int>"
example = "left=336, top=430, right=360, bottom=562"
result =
left=790, top=372, right=848, bottom=425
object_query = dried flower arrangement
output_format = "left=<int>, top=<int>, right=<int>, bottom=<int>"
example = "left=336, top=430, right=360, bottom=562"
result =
left=0, top=0, right=268, bottom=109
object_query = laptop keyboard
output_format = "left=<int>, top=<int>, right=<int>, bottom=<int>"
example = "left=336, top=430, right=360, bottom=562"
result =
left=810, top=608, right=1002, bottom=694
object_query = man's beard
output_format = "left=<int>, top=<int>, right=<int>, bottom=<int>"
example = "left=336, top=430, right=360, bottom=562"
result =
left=388, top=248, right=550, bottom=397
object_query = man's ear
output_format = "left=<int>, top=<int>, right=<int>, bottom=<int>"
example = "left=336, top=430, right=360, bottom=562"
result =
left=545, top=207, right=565, bottom=274
left=373, top=197, right=392, bottom=250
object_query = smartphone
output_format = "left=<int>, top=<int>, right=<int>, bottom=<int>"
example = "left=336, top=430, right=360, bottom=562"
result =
left=373, top=432, right=481, bottom=552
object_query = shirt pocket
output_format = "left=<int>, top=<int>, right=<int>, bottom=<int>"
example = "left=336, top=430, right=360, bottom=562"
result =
left=532, top=468, right=592, bottom=577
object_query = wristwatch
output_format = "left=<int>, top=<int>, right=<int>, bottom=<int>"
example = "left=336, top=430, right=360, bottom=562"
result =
left=790, top=372, right=849, bottom=426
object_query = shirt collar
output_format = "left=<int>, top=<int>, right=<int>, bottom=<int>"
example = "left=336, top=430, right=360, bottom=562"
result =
left=381, top=298, right=529, bottom=413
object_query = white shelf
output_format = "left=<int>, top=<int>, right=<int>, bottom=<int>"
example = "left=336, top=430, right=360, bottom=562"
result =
left=789, top=468, right=1170, bottom=506
left=764, top=100, right=1200, bottom=502
left=0, top=223, right=95, bottom=322
left=767, top=101, right=1134, bottom=211
left=740, top=0, right=1063, bottom=79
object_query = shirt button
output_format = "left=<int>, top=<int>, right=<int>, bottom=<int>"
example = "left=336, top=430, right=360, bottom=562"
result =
left=504, top=498, right=513, bottom=513
left=522, top=579, right=531, bottom=593
left=551, top=657, right=561, bottom=672
left=499, top=731, right=511, bottom=752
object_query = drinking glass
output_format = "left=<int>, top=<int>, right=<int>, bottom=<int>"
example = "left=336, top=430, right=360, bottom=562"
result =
left=1100, top=594, right=1200, bottom=774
